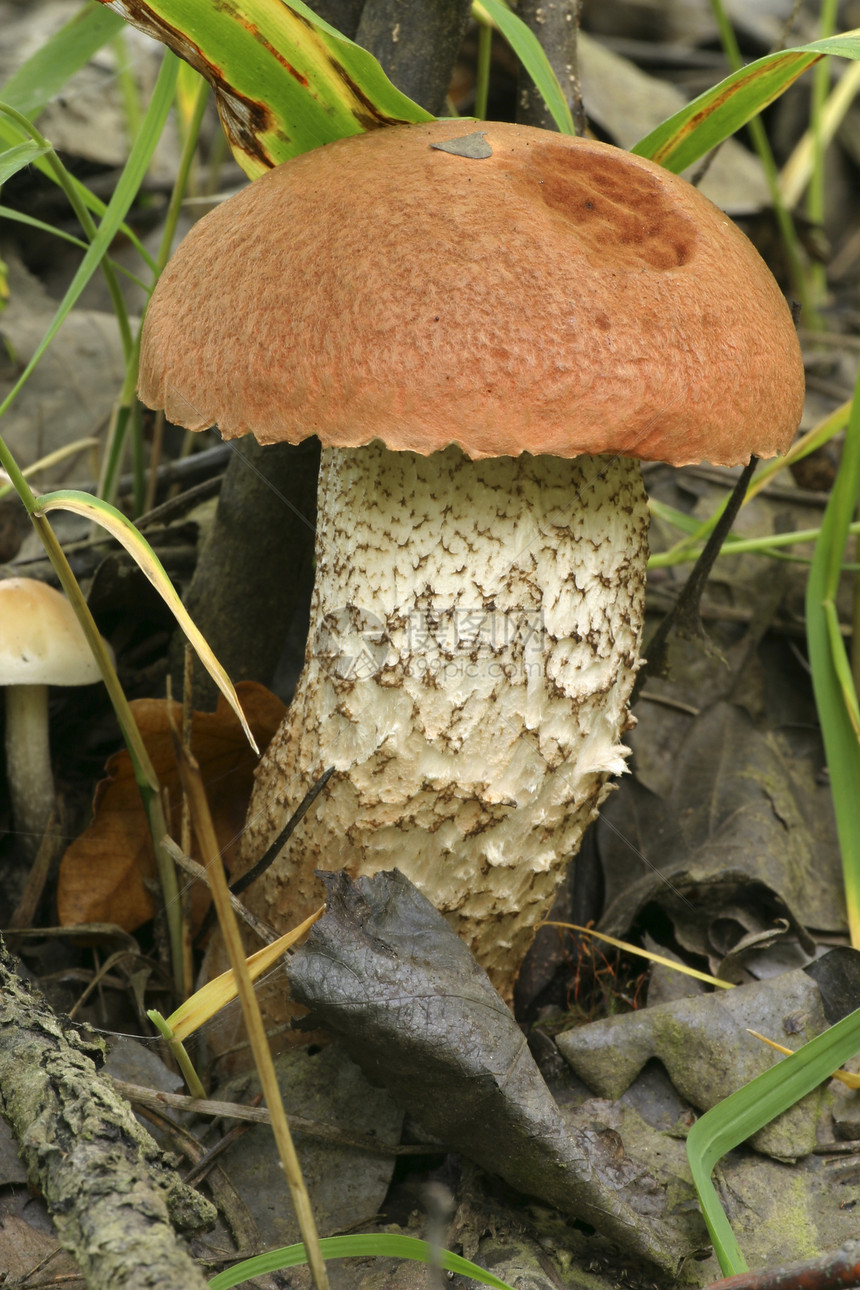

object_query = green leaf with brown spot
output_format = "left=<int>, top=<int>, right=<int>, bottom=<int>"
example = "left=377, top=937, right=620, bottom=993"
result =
left=99, top=0, right=432, bottom=176
left=634, top=30, right=860, bottom=172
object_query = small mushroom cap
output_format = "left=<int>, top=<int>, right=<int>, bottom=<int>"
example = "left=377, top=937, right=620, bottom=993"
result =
left=139, top=120, right=804, bottom=467
left=0, top=578, right=104, bottom=686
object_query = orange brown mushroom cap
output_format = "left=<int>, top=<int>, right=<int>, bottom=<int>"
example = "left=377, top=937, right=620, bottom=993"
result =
left=139, top=119, right=804, bottom=467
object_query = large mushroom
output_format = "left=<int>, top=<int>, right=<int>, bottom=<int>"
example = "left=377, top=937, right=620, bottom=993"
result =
left=139, top=120, right=804, bottom=997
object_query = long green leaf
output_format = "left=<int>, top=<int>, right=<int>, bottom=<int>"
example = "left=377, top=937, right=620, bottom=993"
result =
left=806, top=366, right=860, bottom=947
left=687, top=1006, right=860, bottom=1275
left=34, top=490, right=258, bottom=753
left=98, top=0, right=432, bottom=176
left=0, top=205, right=148, bottom=289
left=472, top=0, right=575, bottom=135
left=0, top=141, right=50, bottom=184
left=0, top=53, right=176, bottom=428
left=634, top=30, right=860, bottom=172
left=0, top=3, right=125, bottom=119
left=0, top=147, right=156, bottom=271
left=0, top=100, right=133, bottom=362
left=209, top=1234, right=517, bottom=1290
left=0, top=3, right=131, bottom=213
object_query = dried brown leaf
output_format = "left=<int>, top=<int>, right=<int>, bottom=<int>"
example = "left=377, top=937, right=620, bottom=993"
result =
left=57, top=682, right=285, bottom=931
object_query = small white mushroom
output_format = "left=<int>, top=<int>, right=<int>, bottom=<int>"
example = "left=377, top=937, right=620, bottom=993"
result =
left=0, top=578, right=107, bottom=853
left=138, top=120, right=805, bottom=999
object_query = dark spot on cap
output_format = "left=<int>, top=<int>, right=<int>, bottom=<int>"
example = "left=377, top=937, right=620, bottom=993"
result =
left=523, top=144, right=697, bottom=271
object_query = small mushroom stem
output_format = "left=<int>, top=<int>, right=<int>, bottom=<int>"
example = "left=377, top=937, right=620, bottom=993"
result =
left=241, top=443, right=650, bottom=998
left=4, top=684, right=56, bottom=853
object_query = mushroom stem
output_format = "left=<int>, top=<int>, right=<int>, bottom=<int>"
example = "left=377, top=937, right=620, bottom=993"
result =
left=241, top=442, right=650, bottom=997
left=4, top=683, right=55, bottom=853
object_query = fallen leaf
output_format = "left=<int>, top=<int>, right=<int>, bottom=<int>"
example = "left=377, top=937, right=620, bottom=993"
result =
left=0, top=1214, right=80, bottom=1284
left=598, top=700, right=845, bottom=969
left=57, top=682, right=285, bottom=931
left=287, top=868, right=697, bottom=1275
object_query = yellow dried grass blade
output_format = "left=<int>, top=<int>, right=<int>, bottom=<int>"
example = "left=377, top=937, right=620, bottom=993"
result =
left=34, top=489, right=258, bottom=753
left=167, top=907, right=325, bottom=1042
left=747, top=1028, right=860, bottom=1088
left=542, top=921, right=733, bottom=990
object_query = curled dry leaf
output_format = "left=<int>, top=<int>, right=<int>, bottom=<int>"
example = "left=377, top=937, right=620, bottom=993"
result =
left=287, top=868, right=697, bottom=1274
left=57, top=682, right=285, bottom=932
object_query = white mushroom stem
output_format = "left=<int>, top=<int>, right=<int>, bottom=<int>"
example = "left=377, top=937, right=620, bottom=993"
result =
left=5, top=683, right=56, bottom=853
left=241, top=443, right=650, bottom=997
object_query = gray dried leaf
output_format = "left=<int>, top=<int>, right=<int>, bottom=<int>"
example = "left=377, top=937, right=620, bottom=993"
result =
left=286, top=868, right=699, bottom=1274
left=430, top=131, right=492, bottom=158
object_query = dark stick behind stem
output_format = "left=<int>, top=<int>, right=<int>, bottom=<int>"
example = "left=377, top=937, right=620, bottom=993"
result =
left=195, top=767, right=335, bottom=945
left=634, top=456, right=759, bottom=698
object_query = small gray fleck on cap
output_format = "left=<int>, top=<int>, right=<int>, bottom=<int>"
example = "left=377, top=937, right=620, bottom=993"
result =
left=430, top=132, right=493, bottom=160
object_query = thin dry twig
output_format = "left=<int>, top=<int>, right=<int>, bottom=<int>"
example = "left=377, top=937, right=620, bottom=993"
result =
left=110, top=1078, right=438, bottom=1155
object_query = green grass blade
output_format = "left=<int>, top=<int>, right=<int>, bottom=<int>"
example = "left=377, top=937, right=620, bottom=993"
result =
left=706, top=0, right=816, bottom=320
left=748, top=400, right=852, bottom=501
left=0, top=116, right=154, bottom=269
left=806, top=366, right=860, bottom=947
left=804, top=0, right=839, bottom=311
left=634, top=31, right=860, bottom=172
left=650, top=514, right=860, bottom=567
left=0, top=206, right=149, bottom=289
left=472, top=0, right=575, bottom=134
left=0, top=3, right=124, bottom=118
left=0, top=103, right=134, bottom=361
left=146, top=1010, right=207, bottom=1100
left=825, top=601, right=860, bottom=732
left=0, top=53, right=176, bottom=428
left=0, top=18, right=161, bottom=278
left=0, top=141, right=50, bottom=183
left=0, top=431, right=187, bottom=994
left=102, top=0, right=432, bottom=176
left=209, top=1234, right=518, bottom=1290
left=687, top=1007, right=860, bottom=1275
left=34, top=490, right=258, bottom=754
left=0, top=133, right=156, bottom=272
left=650, top=403, right=853, bottom=573
left=0, top=0, right=129, bottom=219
